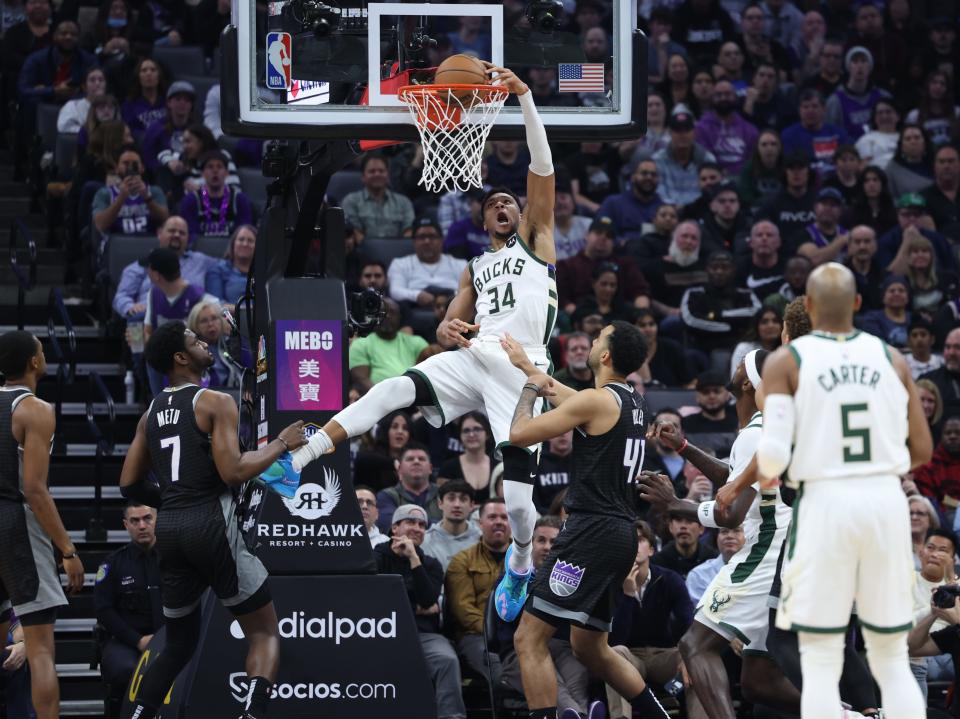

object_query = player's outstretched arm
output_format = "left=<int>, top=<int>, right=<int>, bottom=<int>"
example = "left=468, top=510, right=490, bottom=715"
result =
left=436, top=267, right=479, bottom=349
left=485, top=63, right=556, bottom=266
left=756, top=347, right=798, bottom=487
left=889, top=346, right=934, bottom=469
left=19, top=397, right=84, bottom=593
left=647, top=420, right=729, bottom=485
left=202, top=391, right=307, bottom=486
left=500, top=332, right=576, bottom=406
left=509, top=380, right=613, bottom=446
left=119, top=413, right=162, bottom=507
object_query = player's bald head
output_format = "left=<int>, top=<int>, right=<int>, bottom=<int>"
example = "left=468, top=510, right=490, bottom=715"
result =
left=805, top=262, right=859, bottom=325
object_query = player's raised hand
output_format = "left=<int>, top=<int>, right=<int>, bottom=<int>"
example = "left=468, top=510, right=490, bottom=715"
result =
left=500, top=332, right=536, bottom=374
left=278, top=420, right=308, bottom=451
left=715, top=480, right=740, bottom=512
left=647, top=419, right=684, bottom=451
left=438, top=318, right=479, bottom=349
left=482, top=62, right=529, bottom=96
left=637, top=471, right=677, bottom=509
left=524, top=373, right=556, bottom=398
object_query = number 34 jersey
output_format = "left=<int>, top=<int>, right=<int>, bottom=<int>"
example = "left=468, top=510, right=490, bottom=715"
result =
left=787, top=330, right=910, bottom=483
left=469, top=234, right=558, bottom=347
left=145, top=384, right=225, bottom=509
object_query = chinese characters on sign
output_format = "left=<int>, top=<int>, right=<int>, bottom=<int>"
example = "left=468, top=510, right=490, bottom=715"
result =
left=275, top=320, right=343, bottom=412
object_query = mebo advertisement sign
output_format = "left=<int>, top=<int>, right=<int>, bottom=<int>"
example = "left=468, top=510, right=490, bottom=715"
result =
left=122, top=577, right=437, bottom=718
left=274, top=319, right=343, bottom=412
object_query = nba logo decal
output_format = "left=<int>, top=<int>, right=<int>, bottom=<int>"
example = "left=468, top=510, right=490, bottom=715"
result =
left=265, top=31, right=292, bottom=90
left=549, top=560, right=584, bottom=597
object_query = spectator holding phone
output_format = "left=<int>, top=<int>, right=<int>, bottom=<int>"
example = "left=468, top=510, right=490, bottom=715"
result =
left=91, top=146, right=169, bottom=237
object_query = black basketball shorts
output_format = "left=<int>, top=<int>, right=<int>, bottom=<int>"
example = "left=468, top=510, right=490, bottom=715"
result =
left=0, top=501, right=67, bottom=620
left=156, top=493, right=269, bottom=618
left=527, top=512, right=637, bottom=632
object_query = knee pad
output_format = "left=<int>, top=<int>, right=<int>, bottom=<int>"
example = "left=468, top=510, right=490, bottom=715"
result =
left=501, top=445, right=535, bottom=484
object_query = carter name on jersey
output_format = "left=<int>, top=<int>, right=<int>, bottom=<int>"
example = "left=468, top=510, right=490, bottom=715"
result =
left=816, top=364, right=882, bottom=393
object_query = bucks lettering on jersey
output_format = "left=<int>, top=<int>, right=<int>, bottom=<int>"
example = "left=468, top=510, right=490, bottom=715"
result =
left=788, top=331, right=909, bottom=482
left=469, top=234, right=557, bottom=346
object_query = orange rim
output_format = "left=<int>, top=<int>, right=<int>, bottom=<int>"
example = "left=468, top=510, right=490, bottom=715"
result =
left=397, top=84, right=508, bottom=132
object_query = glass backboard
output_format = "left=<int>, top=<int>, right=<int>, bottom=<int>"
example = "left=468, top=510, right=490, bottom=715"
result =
left=220, top=0, right=646, bottom=141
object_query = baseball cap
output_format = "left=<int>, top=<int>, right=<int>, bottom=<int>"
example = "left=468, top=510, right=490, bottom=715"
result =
left=696, top=369, right=728, bottom=390
left=708, top=180, right=739, bottom=201
left=412, top=216, right=442, bottom=235
left=816, top=187, right=844, bottom=204
left=783, top=149, right=812, bottom=168
left=909, top=314, right=935, bottom=334
left=392, top=504, right=428, bottom=525
left=666, top=499, right=699, bottom=520
left=668, top=104, right=695, bottom=131
left=589, top=216, right=617, bottom=239
left=198, top=150, right=228, bottom=170
left=895, top=192, right=927, bottom=209
left=166, top=80, right=196, bottom=100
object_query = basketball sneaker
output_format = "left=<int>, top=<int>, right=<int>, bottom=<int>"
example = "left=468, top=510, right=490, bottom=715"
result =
left=494, top=544, right=532, bottom=621
left=559, top=708, right=582, bottom=719
left=257, top=453, right=301, bottom=498
left=587, top=700, right=606, bottom=719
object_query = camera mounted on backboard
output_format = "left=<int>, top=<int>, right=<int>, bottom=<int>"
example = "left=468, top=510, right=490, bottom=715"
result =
left=525, top=0, right=564, bottom=32
left=347, top=288, right=386, bottom=336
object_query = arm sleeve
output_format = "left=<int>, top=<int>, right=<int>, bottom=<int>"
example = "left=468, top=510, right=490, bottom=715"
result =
left=204, top=84, right=222, bottom=139
left=517, top=91, right=552, bottom=176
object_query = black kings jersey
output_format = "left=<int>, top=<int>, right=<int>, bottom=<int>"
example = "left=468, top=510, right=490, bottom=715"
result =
left=564, top=383, right=648, bottom=521
left=145, top=384, right=225, bottom=509
left=0, top=387, right=33, bottom=503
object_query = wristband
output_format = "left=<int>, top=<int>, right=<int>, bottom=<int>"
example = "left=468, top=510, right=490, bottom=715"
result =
left=697, top=501, right=720, bottom=529
left=522, top=383, right=541, bottom=394
left=62, top=551, right=78, bottom=559
left=276, top=437, right=290, bottom=452
left=677, top=438, right=688, bottom=454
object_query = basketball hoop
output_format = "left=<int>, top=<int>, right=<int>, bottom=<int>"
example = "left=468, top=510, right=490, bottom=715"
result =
left=398, top=84, right=509, bottom=193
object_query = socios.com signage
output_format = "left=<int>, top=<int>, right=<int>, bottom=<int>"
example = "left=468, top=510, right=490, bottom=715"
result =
left=122, top=576, right=436, bottom=718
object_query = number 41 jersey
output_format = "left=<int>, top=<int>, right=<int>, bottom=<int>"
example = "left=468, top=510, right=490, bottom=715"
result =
left=145, top=384, right=225, bottom=509
left=565, top=382, right=648, bottom=521
left=788, top=330, right=910, bottom=483
left=469, top=234, right=558, bottom=347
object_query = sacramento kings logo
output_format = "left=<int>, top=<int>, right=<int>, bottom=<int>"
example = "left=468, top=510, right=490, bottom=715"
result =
left=549, top=560, right=584, bottom=597
left=281, top=467, right=342, bottom=520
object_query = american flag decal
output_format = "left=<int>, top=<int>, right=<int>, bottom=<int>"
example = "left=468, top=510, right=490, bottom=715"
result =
left=558, top=63, right=605, bottom=92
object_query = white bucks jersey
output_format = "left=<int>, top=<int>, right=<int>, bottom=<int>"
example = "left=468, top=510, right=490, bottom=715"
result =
left=788, top=331, right=910, bottom=482
left=728, top=412, right=791, bottom=545
left=470, top=234, right=557, bottom=347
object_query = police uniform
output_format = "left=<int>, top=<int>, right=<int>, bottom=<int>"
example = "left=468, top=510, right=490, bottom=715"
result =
left=528, top=383, right=647, bottom=631
left=146, top=384, right=268, bottom=618
left=408, top=234, right=556, bottom=453
left=94, top=542, right=163, bottom=693
left=0, top=386, right=67, bottom=623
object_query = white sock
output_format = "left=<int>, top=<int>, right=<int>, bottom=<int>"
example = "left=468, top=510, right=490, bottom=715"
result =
left=503, top=480, right=536, bottom=573
left=291, top=430, right=332, bottom=472
left=862, top=628, right=925, bottom=718
left=798, top=631, right=845, bottom=718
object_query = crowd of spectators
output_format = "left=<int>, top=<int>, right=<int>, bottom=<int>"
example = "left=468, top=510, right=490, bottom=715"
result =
left=5, top=0, right=960, bottom=716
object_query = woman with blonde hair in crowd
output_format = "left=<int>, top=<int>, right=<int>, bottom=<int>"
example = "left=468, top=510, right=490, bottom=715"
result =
left=897, top=232, right=957, bottom=315
left=917, top=379, right=944, bottom=444
left=909, top=495, right=941, bottom=568
left=205, top=224, right=256, bottom=312
left=185, top=299, right=247, bottom=388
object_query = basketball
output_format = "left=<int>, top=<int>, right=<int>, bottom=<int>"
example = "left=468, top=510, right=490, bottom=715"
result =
left=433, top=54, right=488, bottom=101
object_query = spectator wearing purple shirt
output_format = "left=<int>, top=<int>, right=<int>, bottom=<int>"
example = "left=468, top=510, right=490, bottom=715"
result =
left=179, top=151, right=253, bottom=242
left=595, top=160, right=664, bottom=243
left=694, top=80, right=759, bottom=176
left=141, top=80, right=194, bottom=173
left=780, top=88, right=851, bottom=176
left=824, top=46, right=891, bottom=141
left=121, top=57, right=167, bottom=140
left=443, top=188, right=488, bottom=259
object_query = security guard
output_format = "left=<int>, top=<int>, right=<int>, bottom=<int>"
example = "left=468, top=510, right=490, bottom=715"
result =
left=94, top=502, right=163, bottom=713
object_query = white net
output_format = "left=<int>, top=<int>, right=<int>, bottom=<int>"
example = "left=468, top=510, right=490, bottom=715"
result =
left=398, top=85, right=509, bottom=193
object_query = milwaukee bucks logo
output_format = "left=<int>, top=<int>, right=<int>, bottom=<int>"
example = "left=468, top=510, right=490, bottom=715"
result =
left=709, top=590, right=732, bottom=614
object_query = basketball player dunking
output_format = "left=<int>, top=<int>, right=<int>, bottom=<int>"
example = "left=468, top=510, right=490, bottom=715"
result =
left=758, top=263, right=932, bottom=718
left=0, top=330, right=84, bottom=719
left=260, top=63, right=557, bottom=620
left=119, top=322, right=307, bottom=719
left=500, top=323, right=670, bottom=719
